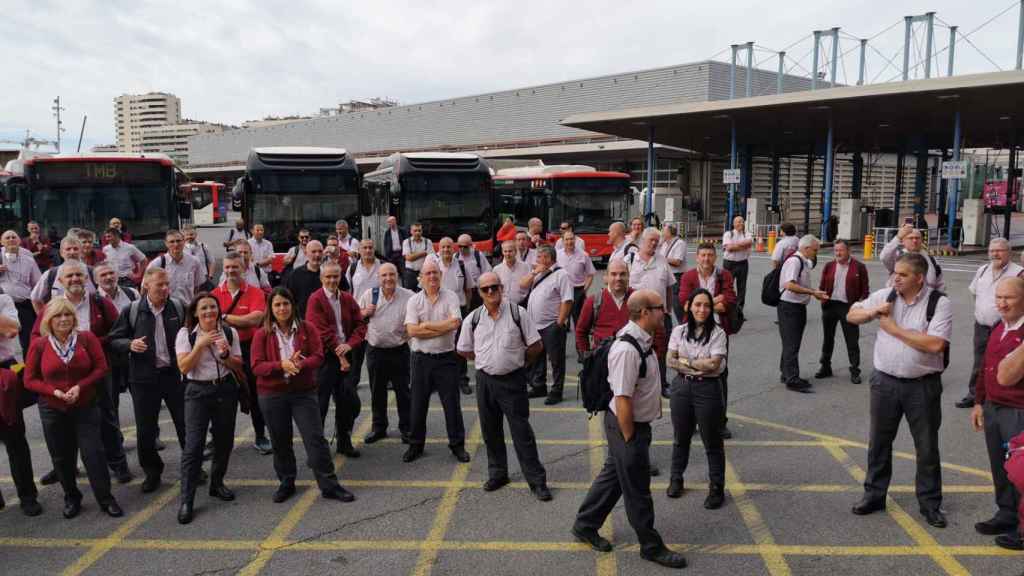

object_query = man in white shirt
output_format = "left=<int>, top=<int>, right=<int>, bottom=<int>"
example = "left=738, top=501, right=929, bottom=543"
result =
left=347, top=239, right=382, bottom=301
left=219, top=240, right=271, bottom=290
left=0, top=230, right=41, bottom=351
left=403, top=258, right=468, bottom=464
left=102, top=228, right=146, bottom=287
left=880, top=224, right=944, bottom=291
left=428, top=238, right=475, bottom=394
left=659, top=224, right=687, bottom=321
left=493, top=240, right=531, bottom=306
left=223, top=218, right=250, bottom=250
left=182, top=225, right=214, bottom=288
left=401, top=222, right=434, bottom=291
left=282, top=228, right=311, bottom=274
left=515, top=231, right=536, bottom=267
left=778, top=235, right=828, bottom=392
left=958, top=237, right=1023, bottom=408
left=382, top=216, right=407, bottom=271
left=456, top=234, right=492, bottom=309
left=771, top=222, right=800, bottom=269
left=556, top=230, right=595, bottom=326
left=147, top=230, right=205, bottom=305
left=334, top=219, right=359, bottom=259
left=722, top=216, right=753, bottom=308
left=554, top=222, right=586, bottom=253
left=608, top=221, right=637, bottom=261
left=523, top=245, right=574, bottom=405
left=247, top=224, right=275, bottom=277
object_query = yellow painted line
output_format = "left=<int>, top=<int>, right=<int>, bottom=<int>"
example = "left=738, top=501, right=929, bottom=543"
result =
left=372, top=437, right=836, bottom=448
left=237, top=416, right=375, bottom=576
left=823, top=445, right=971, bottom=576
left=411, top=420, right=483, bottom=576
left=587, top=416, right=616, bottom=576
left=725, top=460, right=792, bottom=575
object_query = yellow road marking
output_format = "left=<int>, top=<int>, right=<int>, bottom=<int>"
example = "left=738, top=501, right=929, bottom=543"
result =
left=411, top=419, right=483, bottom=576
left=725, top=460, right=792, bottom=575
left=823, top=444, right=971, bottom=576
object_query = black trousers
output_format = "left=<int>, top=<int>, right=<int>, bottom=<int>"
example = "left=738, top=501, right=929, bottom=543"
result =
left=476, top=369, right=546, bottom=486
left=864, top=371, right=943, bottom=509
left=671, top=273, right=685, bottom=323
left=820, top=300, right=860, bottom=373
left=96, top=373, right=128, bottom=474
left=777, top=300, right=807, bottom=384
left=669, top=375, right=725, bottom=486
left=240, top=341, right=266, bottom=440
left=39, top=401, right=113, bottom=506
left=409, top=351, right=465, bottom=447
left=366, top=344, right=411, bottom=435
left=402, top=267, right=421, bottom=291
left=260, top=390, right=341, bottom=493
left=14, top=300, right=35, bottom=356
left=571, top=286, right=586, bottom=326
left=983, top=402, right=1024, bottom=527
left=181, top=379, right=238, bottom=502
left=318, top=353, right=362, bottom=446
left=969, top=323, right=994, bottom=399
left=129, top=369, right=186, bottom=479
left=574, top=412, right=664, bottom=556
left=0, top=417, right=37, bottom=504
left=457, top=307, right=471, bottom=387
left=723, top=259, right=749, bottom=309
left=527, top=324, right=566, bottom=396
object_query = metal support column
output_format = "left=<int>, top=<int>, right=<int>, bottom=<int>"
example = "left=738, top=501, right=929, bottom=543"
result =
left=730, top=45, right=739, bottom=99
left=924, top=12, right=935, bottom=78
left=1006, top=144, right=1017, bottom=239
left=938, top=150, right=949, bottom=229
left=811, top=30, right=821, bottom=90
left=852, top=152, right=863, bottom=199
left=805, top=147, right=814, bottom=235
left=741, top=144, right=753, bottom=218
left=745, top=41, right=754, bottom=97
left=646, top=125, right=655, bottom=225
left=771, top=154, right=781, bottom=211
left=948, top=111, right=961, bottom=246
left=903, top=16, right=913, bottom=80
left=894, top=150, right=905, bottom=217
left=728, top=118, right=737, bottom=222
left=914, top=145, right=929, bottom=227
left=829, top=27, right=839, bottom=87
left=948, top=26, right=957, bottom=76
left=858, top=39, right=867, bottom=85
left=822, top=113, right=835, bottom=241
left=777, top=52, right=785, bottom=94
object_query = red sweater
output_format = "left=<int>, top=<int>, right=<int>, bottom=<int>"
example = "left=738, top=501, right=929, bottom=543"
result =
left=24, top=331, right=108, bottom=412
left=31, top=294, right=119, bottom=345
left=305, top=288, right=366, bottom=355
left=677, top=267, right=737, bottom=334
left=575, top=288, right=667, bottom=358
left=251, top=321, right=325, bottom=396
left=818, top=258, right=870, bottom=303
left=979, top=322, right=1024, bottom=408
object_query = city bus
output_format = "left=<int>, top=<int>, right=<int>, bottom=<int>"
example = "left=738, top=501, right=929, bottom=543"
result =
left=1, top=153, right=190, bottom=255
left=180, top=180, right=227, bottom=225
left=360, top=152, right=495, bottom=254
left=493, top=165, right=633, bottom=260
left=233, top=147, right=361, bottom=255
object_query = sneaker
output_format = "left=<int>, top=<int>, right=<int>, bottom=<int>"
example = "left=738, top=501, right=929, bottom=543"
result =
left=814, top=366, right=833, bottom=379
left=254, top=437, right=273, bottom=455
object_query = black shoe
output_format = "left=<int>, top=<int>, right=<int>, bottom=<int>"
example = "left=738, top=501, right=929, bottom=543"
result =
left=955, top=396, right=975, bottom=409
left=920, top=507, right=947, bottom=528
left=704, top=485, right=725, bottom=510
left=101, top=499, right=124, bottom=518
left=209, top=484, right=235, bottom=502
left=198, top=469, right=208, bottom=485
left=254, top=437, right=273, bottom=455
left=155, top=438, right=167, bottom=451
left=814, top=366, right=833, bottom=379
left=62, top=498, right=81, bottom=519
left=451, top=446, right=471, bottom=463
left=721, top=426, right=733, bottom=440
left=649, top=464, right=660, bottom=477
left=272, top=483, right=296, bottom=503
left=640, top=547, right=688, bottom=569
left=364, top=430, right=387, bottom=444
left=20, top=498, right=42, bottom=517
left=323, top=486, right=355, bottom=502
left=851, top=496, right=886, bottom=515
left=571, top=526, right=613, bottom=552
left=850, top=372, right=862, bottom=385
left=400, top=432, right=411, bottom=445
left=530, top=484, right=553, bottom=502
left=177, top=501, right=193, bottom=525
left=202, top=440, right=214, bottom=461
left=544, top=394, right=562, bottom=406
left=40, top=469, right=60, bottom=486
left=786, top=379, right=813, bottom=393
left=141, top=475, right=161, bottom=493
left=483, top=477, right=510, bottom=492
left=995, top=532, right=1024, bottom=551
left=114, top=467, right=134, bottom=485
left=660, top=386, right=671, bottom=399
left=460, top=382, right=473, bottom=395
left=527, top=387, right=548, bottom=399
left=975, top=517, right=1018, bottom=536
left=666, top=478, right=684, bottom=499
left=402, top=445, right=423, bottom=463
left=337, top=443, right=361, bottom=458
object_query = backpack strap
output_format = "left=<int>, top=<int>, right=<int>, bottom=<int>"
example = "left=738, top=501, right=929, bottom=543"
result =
left=886, top=288, right=898, bottom=305
left=593, top=290, right=604, bottom=320
left=128, top=300, right=140, bottom=332
left=125, top=287, right=139, bottom=302
left=617, top=334, right=650, bottom=378
left=159, top=255, right=166, bottom=268
left=926, top=290, right=945, bottom=323
left=474, top=250, right=481, bottom=269
left=348, top=260, right=359, bottom=280
left=927, top=254, right=942, bottom=278
left=509, top=302, right=526, bottom=346
left=457, top=259, right=467, bottom=284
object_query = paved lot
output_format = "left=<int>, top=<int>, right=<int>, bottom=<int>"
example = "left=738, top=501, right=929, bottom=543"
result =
left=1, top=230, right=1022, bottom=575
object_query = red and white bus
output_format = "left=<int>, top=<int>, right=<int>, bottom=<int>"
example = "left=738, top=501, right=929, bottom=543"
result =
left=180, top=180, right=227, bottom=225
left=493, top=165, right=633, bottom=259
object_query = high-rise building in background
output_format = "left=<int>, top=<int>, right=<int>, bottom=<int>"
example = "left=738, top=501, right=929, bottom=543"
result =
left=139, top=121, right=229, bottom=166
left=114, top=92, right=181, bottom=153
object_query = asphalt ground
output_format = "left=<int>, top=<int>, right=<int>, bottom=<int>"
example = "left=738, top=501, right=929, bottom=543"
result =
left=0, top=225, right=1022, bottom=575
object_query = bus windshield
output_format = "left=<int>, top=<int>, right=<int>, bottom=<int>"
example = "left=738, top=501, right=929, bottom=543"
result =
left=251, top=172, right=359, bottom=240
left=551, top=178, right=630, bottom=233
left=399, top=173, right=492, bottom=240
left=29, top=184, right=172, bottom=251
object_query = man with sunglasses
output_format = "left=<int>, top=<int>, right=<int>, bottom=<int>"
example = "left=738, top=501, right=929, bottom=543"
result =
left=282, top=229, right=311, bottom=272
left=457, top=272, right=551, bottom=501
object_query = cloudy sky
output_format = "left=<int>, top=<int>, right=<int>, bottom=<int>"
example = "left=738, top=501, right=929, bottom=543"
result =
left=1, top=0, right=1021, bottom=150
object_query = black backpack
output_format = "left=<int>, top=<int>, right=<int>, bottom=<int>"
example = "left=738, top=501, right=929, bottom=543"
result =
left=761, top=254, right=804, bottom=307
left=886, top=288, right=949, bottom=369
left=580, top=334, right=650, bottom=416
left=469, top=302, right=526, bottom=345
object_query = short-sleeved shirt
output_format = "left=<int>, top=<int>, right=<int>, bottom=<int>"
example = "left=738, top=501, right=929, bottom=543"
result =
left=175, top=326, right=242, bottom=381
left=30, top=265, right=97, bottom=302
left=668, top=324, right=727, bottom=377
left=608, top=321, right=662, bottom=422
left=611, top=241, right=638, bottom=262
left=358, top=286, right=413, bottom=348
left=102, top=242, right=146, bottom=278
left=336, top=234, right=359, bottom=255
left=779, top=254, right=812, bottom=305
left=248, top=238, right=275, bottom=273
left=526, top=267, right=574, bottom=330
left=723, top=230, right=753, bottom=262
left=851, top=287, right=953, bottom=378
left=0, top=294, right=21, bottom=362
left=493, top=259, right=531, bottom=305
left=457, top=303, right=541, bottom=375
left=517, top=248, right=537, bottom=268
left=218, top=265, right=271, bottom=291
left=211, top=282, right=267, bottom=342
left=556, top=247, right=596, bottom=287
left=0, top=248, right=41, bottom=302
left=402, top=237, right=435, bottom=272
left=348, top=259, right=381, bottom=303
left=457, top=250, right=492, bottom=285
left=658, top=237, right=687, bottom=274
left=284, top=245, right=308, bottom=270
left=405, top=288, right=462, bottom=353
left=184, top=241, right=213, bottom=276
left=771, top=236, right=799, bottom=263
left=147, top=252, right=205, bottom=304
left=627, top=252, right=676, bottom=309
left=428, top=255, right=473, bottom=307
left=99, top=286, right=137, bottom=312
left=970, top=262, right=1024, bottom=327
left=554, top=237, right=586, bottom=253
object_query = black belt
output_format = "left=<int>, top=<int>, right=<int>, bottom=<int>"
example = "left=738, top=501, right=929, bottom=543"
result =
left=187, top=377, right=231, bottom=386
left=879, top=371, right=940, bottom=383
left=0, top=358, right=16, bottom=370
left=681, top=374, right=720, bottom=382
left=413, top=350, right=452, bottom=358
left=480, top=368, right=525, bottom=380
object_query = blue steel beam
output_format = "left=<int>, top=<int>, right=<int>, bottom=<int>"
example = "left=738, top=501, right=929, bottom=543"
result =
left=821, top=113, right=835, bottom=241
left=728, top=118, right=737, bottom=222
left=646, top=125, right=655, bottom=225
left=948, top=110, right=960, bottom=246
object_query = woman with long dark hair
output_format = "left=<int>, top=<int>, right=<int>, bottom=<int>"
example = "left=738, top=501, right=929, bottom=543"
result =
left=175, top=292, right=243, bottom=524
left=251, top=287, right=354, bottom=504
left=665, top=288, right=728, bottom=509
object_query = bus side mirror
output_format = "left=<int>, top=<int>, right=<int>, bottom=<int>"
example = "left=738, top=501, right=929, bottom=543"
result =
left=232, top=177, right=249, bottom=211
left=358, top=188, right=371, bottom=217
left=1, top=180, right=25, bottom=203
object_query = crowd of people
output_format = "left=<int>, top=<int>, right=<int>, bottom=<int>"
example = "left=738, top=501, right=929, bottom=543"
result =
left=0, top=213, right=1021, bottom=570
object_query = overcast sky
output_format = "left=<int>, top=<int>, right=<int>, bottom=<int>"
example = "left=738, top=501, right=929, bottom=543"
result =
left=2, top=0, right=1021, bottom=151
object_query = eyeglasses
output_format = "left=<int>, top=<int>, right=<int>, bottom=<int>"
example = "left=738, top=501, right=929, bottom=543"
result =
left=298, top=236, right=309, bottom=240
left=459, top=245, right=471, bottom=249
left=479, top=285, right=502, bottom=293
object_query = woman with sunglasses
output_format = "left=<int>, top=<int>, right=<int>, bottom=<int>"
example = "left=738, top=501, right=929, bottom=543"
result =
left=252, top=287, right=354, bottom=504
left=665, top=288, right=728, bottom=509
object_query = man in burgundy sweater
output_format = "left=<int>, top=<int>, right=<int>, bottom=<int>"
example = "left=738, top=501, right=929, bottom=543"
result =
left=972, top=276, right=1024, bottom=551
left=816, top=239, right=871, bottom=384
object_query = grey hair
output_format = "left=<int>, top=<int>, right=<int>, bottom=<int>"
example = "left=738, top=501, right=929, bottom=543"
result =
left=798, top=234, right=820, bottom=250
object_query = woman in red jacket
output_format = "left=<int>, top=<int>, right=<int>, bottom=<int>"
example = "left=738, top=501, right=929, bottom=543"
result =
left=24, top=297, right=122, bottom=519
left=252, top=287, right=355, bottom=505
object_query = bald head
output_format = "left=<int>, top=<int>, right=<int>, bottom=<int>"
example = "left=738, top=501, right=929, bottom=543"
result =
left=997, top=276, right=1024, bottom=324
left=478, top=271, right=499, bottom=287
left=605, top=258, right=629, bottom=297
left=627, top=289, right=664, bottom=334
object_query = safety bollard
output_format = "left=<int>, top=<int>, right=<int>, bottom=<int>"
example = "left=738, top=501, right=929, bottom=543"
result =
left=863, top=234, right=874, bottom=260
left=755, top=235, right=765, bottom=252
left=767, top=231, right=777, bottom=255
